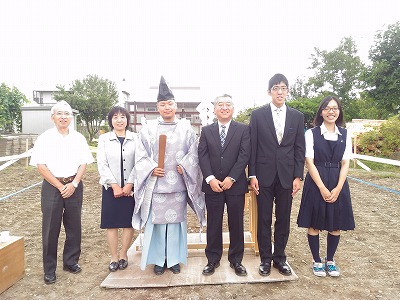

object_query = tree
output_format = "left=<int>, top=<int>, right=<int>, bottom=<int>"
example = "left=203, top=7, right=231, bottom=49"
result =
left=234, top=96, right=321, bottom=130
left=289, top=76, right=312, bottom=100
left=0, top=83, right=28, bottom=133
left=363, top=22, right=400, bottom=116
left=287, top=96, right=322, bottom=129
left=234, top=106, right=257, bottom=124
left=351, top=92, right=384, bottom=119
left=54, top=75, right=118, bottom=142
left=307, top=37, right=366, bottom=118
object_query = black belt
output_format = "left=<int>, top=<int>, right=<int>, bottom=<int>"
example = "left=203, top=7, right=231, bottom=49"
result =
left=56, top=175, right=76, bottom=184
left=315, top=162, right=340, bottom=168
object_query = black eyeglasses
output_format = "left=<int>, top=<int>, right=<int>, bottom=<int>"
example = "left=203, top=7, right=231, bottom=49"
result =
left=322, top=107, right=339, bottom=112
left=271, top=86, right=288, bottom=92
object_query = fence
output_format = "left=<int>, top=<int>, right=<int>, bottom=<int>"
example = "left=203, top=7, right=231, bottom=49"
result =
left=0, top=135, right=37, bottom=156
left=0, top=134, right=398, bottom=181
left=1, top=132, right=399, bottom=172
left=0, top=135, right=37, bottom=170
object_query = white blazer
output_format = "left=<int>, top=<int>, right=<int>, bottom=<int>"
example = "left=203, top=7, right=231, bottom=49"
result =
left=97, top=130, right=137, bottom=189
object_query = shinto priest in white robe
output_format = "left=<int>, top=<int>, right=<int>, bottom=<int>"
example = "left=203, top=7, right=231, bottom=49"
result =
left=133, top=117, right=206, bottom=270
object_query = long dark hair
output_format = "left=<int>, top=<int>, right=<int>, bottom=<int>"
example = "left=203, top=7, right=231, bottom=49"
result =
left=313, top=95, right=344, bottom=127
left=107, top=106, right=131, bottom=130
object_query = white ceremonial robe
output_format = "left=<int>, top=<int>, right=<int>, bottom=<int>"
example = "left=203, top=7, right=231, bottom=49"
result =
left=133, top=117, right=205, bottom=269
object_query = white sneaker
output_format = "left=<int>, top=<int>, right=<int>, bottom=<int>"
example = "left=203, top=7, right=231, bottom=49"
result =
left=325, top=260, right=340, bottom=277
left=312, top=261, right=326, bottom=277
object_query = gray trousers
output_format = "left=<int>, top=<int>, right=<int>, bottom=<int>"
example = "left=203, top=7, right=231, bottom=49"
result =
left=41, top=180, right=83, bottom=275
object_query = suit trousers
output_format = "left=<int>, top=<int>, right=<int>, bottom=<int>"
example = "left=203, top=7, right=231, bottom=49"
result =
left=205, top=193, right=245, bottom=264
left=41, top=180, right=83, bottom=274
left=256, top=175, right=293, bottom=263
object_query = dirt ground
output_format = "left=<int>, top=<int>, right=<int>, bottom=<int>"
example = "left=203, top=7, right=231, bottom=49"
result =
left=0, top=163, right=399, bottom=300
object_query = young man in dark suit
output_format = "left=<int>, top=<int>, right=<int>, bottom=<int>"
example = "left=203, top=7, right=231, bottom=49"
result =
left=249, top=74, right=305, bottom=276
left=198, top=94, right=251, bottom=276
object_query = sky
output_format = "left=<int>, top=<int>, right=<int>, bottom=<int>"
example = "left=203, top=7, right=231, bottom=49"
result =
left=0, top=0, right=399, bottom=113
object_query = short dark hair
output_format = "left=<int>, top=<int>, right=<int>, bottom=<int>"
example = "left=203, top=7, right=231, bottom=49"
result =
left=268, top=73, right=289, bottom=91
left=107, top=106, right=131, bottom=130
left=313, top=95, right=344, bottom=127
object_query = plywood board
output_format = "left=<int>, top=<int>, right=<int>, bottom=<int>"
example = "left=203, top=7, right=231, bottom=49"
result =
left=101, top=234, right=297, bottom=288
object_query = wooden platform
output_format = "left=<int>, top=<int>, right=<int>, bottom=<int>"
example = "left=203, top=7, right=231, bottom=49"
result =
left=134, top=190, right=260, bottom=255
left=100, top=233, right=297, bottom=289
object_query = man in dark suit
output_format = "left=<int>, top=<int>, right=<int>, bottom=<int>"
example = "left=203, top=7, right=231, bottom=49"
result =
left=198, top=94, right=251, bottom=277
left=249, top=74, right=305, bottom=276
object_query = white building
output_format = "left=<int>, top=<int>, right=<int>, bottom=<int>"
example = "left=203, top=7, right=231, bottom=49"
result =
left=21, top=90, right=77, bottom=134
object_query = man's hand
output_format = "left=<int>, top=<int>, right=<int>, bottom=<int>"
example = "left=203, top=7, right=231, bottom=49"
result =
left=177, top=165, right=183, bottom=175
left=152, top=167, right=165, bottom=177
left=291, top=177, right=302, bottom=197
left=220, top=177, right=234, bottom=190
left=59, top=183, right=76, bottom=199
left=249, top=177, right=259, bottom=195
left=210, top=178, right=223, bottom=193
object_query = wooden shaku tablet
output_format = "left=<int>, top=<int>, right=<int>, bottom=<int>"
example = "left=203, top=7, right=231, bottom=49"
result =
left=158, top=134, right=167, bottom=169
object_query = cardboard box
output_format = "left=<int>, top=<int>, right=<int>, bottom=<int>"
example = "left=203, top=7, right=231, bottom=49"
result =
left=0, top=236, right=25, bottom=294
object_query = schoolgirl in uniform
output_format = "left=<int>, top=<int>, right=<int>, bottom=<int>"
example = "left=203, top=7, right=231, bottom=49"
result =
left=297, top=95, right=355, bottom=277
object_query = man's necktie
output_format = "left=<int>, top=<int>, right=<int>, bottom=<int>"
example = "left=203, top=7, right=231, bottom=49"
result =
left=275, top=108, right=283, bottom=144
left=220, top=125, right=226, bottom=147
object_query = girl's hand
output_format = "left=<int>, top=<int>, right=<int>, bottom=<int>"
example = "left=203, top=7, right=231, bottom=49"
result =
left=319, top=186, right=332, bottom=202
left=326, top=187, right=340, bottom=203
left=122, top=183, right=133, bottom=196
left=111, top=184, right=124, bottom=197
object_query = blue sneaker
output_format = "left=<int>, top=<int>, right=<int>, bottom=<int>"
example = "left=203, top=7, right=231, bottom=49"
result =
left=325, top=260, right=340, bottom=277
left=312, top=261, right=326, bottom=277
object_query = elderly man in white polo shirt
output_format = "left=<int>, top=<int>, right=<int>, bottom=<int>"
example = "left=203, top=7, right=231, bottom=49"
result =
left=30, top=100, right=94, bottom=284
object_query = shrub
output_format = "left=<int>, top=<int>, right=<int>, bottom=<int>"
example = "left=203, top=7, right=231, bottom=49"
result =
left=357, top=115, right=400, bottom=157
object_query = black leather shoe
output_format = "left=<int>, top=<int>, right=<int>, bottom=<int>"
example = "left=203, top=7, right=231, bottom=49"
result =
left=169, top=264, right=180, bottom=274
left=230, top=263, right=247, bottom=276
left=63, top=264, right=82, bottom=274
left=109, top=261, right=119, bottom=272
left=259, top=262, right=271, bottom=276
left=202, top=262, right=220, bottom=276
left=118, top=259, right=128, bottom=270
left=154, top=263, right=166, bottom=275
left=44, top=273, right=56, bottom=284
left=273, top=261, right=292, bottom=275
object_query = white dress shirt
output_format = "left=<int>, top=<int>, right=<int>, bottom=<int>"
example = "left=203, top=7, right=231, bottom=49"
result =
left=305, top=123, right=353, bottom=160
left=205, top=120, right=232, bottom=184
left=270, top=102, right=287, bottom=134
left=30, top=127, right=94, bottom=177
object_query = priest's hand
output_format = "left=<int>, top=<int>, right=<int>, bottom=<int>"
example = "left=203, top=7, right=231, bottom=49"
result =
left=152, top=167, right=165, bottom=177
left=177, top=166, right=183, bottom=174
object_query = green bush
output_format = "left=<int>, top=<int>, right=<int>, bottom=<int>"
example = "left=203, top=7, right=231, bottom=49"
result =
left=357, top=115, right=400, bottom=157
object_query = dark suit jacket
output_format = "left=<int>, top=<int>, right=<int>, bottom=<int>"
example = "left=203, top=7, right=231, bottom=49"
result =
left=198, top=120, right=251, bottom=195
left=248, top=104, right=305, bottom=189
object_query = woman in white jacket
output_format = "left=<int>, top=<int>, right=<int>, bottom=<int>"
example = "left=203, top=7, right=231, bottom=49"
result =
left=97, top=106, right=137, bottom=272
